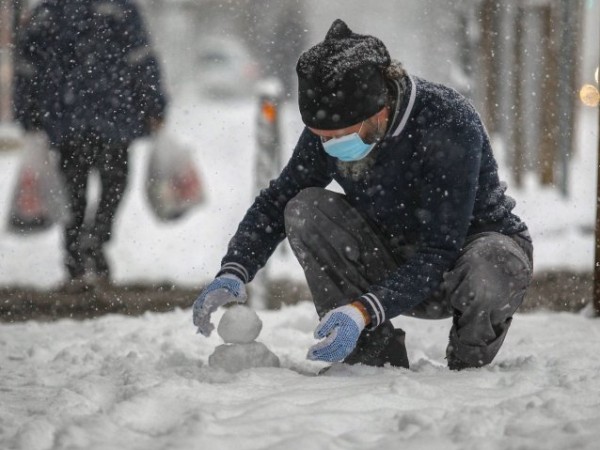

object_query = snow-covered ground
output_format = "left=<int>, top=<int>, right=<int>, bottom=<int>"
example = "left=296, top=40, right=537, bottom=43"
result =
left=1, top=303, right=600, bottom=450
left=0, top=95, right=599, bottom=449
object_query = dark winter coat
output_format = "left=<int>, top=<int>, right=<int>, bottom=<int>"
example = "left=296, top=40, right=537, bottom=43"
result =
left=219, top=74, right=529, bottom=322
left=13, top=0, right=167, bottom=147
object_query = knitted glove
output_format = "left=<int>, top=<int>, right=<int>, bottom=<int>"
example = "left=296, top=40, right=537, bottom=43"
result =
left=307, top=304, right=366, bottom=362
left=193, top=274, right=247, bottom=336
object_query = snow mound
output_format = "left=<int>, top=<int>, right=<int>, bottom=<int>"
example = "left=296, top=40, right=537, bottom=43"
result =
left=208, top=342, right=280, bottom=373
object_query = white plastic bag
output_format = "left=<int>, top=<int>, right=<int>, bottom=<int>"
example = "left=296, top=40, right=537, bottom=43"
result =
left=7, top=132, right=68, bottom=233
left=145, top=130, right=205, bottom=221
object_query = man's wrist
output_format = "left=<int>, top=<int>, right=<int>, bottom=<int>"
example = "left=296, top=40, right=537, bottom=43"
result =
left=219, top=273, right=243, bottom=283
left=351, top=301, right=371, bottom=326
left=216, top=262, right=249, bottom=283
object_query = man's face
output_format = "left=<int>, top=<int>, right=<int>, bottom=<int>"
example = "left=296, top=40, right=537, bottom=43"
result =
left=308, top=107, right=388, bottom=145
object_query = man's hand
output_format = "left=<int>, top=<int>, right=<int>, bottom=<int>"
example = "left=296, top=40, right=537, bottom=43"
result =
left=307, top=304, right=367, bottom=362
left=192, top=274, right=247, bottom=336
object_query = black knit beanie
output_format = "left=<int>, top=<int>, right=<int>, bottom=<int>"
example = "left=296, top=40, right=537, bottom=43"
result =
left=296, top=19, right=391, bottom=130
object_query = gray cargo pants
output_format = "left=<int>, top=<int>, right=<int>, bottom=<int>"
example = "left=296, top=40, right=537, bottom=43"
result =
left=284, top=187, right=533, bottom=369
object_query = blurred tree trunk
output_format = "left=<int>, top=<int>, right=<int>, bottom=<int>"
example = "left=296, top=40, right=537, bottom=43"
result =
left=539, top=5, right=558, bottom=185
left=482, top=0, right=584, bottom=192
left=555, top=0, right=583, bottom=196
left=512, top=6, right=526, bottom=188
left=479, top=0, right=501, bottom=134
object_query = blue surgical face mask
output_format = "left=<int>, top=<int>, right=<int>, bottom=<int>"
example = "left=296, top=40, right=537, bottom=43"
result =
left=321, top=120, right=378, bottom=162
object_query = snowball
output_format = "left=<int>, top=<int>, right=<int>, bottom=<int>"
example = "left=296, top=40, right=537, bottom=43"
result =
left=208, top=342, right=280, bottom=373
left=217, top=305, right=262, bottom=344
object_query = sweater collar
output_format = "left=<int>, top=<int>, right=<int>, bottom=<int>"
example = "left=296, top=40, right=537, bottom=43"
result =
left=387, top=74, right=417, bottom=139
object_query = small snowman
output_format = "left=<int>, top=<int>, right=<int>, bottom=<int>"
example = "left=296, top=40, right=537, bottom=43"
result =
left=208, top=304, right=280, bottom=373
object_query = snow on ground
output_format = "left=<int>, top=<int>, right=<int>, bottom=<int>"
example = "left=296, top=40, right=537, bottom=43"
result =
left=0, top=93, right=598, bottom=449
left=1, top=303, right=600, bottom=450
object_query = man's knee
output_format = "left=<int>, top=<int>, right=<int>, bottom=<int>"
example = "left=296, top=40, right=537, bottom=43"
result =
left=468, top=233, right=531, bottom=272
left=284, top=187, right=334, bottom=236
left=449, top=233, right=532, bottom=316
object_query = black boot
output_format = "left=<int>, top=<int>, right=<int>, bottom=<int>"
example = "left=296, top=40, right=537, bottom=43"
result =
left=89, top=247, right=110, bottom=279
left=344, top=322, right=409, bottom=369
left=61, top=252, right=90, bottom=294
left=82, top=238, right=111, bottom=289
left=446, top=315, right=513, bottom=371
left=82, top=229, right=111, bottom=280
left=64, top=240, right=86, bottom=279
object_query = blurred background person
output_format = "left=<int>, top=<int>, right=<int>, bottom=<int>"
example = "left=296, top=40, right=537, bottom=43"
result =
left=13, top=0, right=167, bottom=292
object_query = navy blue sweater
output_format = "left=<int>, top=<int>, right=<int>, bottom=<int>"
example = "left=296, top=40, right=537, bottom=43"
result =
left=220, top=75, right=528, bottom=327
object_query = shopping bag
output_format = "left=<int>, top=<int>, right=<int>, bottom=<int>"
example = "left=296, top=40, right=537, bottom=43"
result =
left=7, top=132, right=68, bottom=233
left=145, top=131, right=205, bottom=221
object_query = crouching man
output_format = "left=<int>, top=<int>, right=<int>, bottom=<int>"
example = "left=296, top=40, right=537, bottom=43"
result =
left=192, top=19, right=533, bottom=371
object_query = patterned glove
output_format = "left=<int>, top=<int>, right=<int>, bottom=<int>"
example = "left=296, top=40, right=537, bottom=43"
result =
left=307, top=304, right=366, bottom=362
left=193, top=274, right=247, bottom=336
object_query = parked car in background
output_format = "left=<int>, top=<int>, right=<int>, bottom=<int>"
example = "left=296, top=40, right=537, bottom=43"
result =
left=196, top=36, right=260, bottom=99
